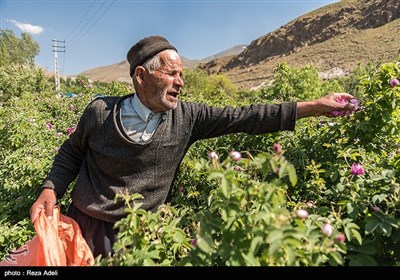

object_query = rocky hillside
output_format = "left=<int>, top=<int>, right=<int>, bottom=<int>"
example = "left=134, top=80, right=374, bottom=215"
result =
left=201, top=0, right=400, bottom=89
left=79, top=0, right=400, bottom=90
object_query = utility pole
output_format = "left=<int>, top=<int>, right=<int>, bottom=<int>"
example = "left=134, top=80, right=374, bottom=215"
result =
left=52, top=39, right=65, bottom=93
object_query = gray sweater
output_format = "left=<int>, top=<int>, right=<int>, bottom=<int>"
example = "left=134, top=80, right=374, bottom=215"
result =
left=43, top=94, right=297, bottom=223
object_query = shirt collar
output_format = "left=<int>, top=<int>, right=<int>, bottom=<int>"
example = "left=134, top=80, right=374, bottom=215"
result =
left=131, top=93, right=168, bottom=122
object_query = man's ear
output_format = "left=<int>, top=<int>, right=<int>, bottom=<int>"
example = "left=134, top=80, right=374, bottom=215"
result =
left=135, top=66, right=146, bottom=81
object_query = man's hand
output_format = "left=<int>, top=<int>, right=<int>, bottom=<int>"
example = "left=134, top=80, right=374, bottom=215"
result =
left=296, top=92, right=356, bottom=119
left=30, top=188, right=57, bottom=223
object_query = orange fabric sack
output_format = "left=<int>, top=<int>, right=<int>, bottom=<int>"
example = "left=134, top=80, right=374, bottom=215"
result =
left=0, top=206, right=94, bottom=266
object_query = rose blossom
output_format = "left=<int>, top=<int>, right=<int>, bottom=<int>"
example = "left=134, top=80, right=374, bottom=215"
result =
left=230, top=150, right=242, bottom=161
left=190, top=239, right=198, bottom=247
left=46, top=123, right=53, bottom=130
left=296, top=209, right=309, bottom=219
left=371, top=205, right=381, bottom=212
left=350, top=98, right=360, bottom=112
left=55, top=132, right=63, bottom=138
left=208, top=151, right=219, bottom=161
left=390, top=78, right=399, bottom=87
left=66, top=126, right=75, bottom=135
left=327, top=97, right=360, bottom=117
left=322, top=223, right=334, bottom=237
left=335, top=233, right=346, bottom=244
left=273, top=143, right=282, bottom=154
left=306, top=201, right=316, bottom=208
left=350, top=163, right=365, bottom=176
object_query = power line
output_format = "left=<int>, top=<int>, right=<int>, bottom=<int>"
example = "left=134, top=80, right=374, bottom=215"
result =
left=67, top=0, right=108, bottom=46
left=65, top=0, right=98, bottom=43
left=68, top=0, right=116, bottom=49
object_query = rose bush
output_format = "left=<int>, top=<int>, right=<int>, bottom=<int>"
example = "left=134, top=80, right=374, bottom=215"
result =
left=0, top=61, right=399, bottom=266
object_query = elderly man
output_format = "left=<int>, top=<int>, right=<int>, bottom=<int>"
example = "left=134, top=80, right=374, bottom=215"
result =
left=30, top=35, right=355, bottom=257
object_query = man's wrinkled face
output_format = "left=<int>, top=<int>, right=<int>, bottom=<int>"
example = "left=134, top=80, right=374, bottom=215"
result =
left=140, top=50, right=184, bottom=113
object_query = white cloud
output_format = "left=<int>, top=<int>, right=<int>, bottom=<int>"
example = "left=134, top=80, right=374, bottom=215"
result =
left=8, top=19, right=44, bottom=35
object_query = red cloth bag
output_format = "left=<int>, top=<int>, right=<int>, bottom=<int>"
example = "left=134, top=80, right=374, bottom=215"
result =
left=0, top=206, right=94, bottom=266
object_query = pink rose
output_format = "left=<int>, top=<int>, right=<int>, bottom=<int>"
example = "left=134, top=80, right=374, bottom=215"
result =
left=296, top=209, right=309, bottom=219
left=46, top=123, right=53, bottom=130
left=208, top=151, right=219, bottom=160
left=390, top=78, right=399, bottom=87
left=350, top=163, right=365, bottom=176
left=230, top=150, right=242, bottom=161
left=322, top=223, right=334, bottom=237
left=371, top=205, right=381, bottom=212
left=327, top=98, right=361, bottom=117
left=66, top=126, right=75, bottom=135
left=273, top=143, right=282, bottom=154
left=335, top=233, right=346, bottom=244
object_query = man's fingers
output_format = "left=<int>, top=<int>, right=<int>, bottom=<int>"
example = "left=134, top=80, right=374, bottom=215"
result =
left=30, top=201, right=55, bottom=223
left=30, top=188, right=57, bottom=223
left=45, top=205, right=54, bottom=221
left=30, top=204, right=44, bottom=223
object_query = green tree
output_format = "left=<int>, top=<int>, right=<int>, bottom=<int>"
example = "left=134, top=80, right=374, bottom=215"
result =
left=0, top=29, right=39, bottom=66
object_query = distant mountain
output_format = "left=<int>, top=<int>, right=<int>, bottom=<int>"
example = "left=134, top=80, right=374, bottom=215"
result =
left=77, top=45, right=246, bottom=84
left=77, top=0, right=400, bottom=90
left=77, top=60, right=131, bottom=83
left=201, top=45, right=247, bottom=62
left=200, top=0, right=400, bottom=89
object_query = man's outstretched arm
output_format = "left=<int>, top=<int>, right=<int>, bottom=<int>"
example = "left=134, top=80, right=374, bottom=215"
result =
left=296, top=92, right=355, bottom=119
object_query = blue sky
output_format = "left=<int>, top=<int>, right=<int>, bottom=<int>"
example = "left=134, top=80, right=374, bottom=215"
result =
left=1, top=0, right=338, bottom=75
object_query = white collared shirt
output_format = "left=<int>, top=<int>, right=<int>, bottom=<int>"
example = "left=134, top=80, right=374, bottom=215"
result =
left=120, top=94, right=167, bottom=143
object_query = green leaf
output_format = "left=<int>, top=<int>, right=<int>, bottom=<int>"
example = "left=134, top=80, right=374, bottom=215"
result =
left=197, top=236, right=216, bottom=254
left=370, top=174, right=384, bottom=181
left=268, top=240, right=282, bottom=256
left=285, top=246, right=296, bottom=265
left=225, top=216, right=237, bottom=230
left=207, top=172, right=223, bottom=181
left=365, top=220, right=379, bottom=234
left=287, top=163, right=297, bottom=187
left=358, top=244, right=378, bottom=255
left=337, top=199, right=351, bottom=205
left=379, top=221, right=392, bottom=236
left=172, top=229, right=186, bottom=243
left=346, top=203, right=354, bottom=214
left=348, top=254, right=378, bottom=266
left=329, top=251, right=344, bottom=265
left=269, top=159, right=278, bottom=173
left=278, top=161, right=288, bottom=178
left=221, top=177, right=231, bottom=198
left=283, top=237, right=302, bottom=248
left=249, top=236, right=263, bottom=255
left=351, top=228, right=363, bottom=245
left=266, top=229, right=283, bottom=244
left=241, top=252, right=261, bottom=266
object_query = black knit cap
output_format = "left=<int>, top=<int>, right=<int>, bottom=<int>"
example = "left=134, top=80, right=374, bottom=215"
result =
left=127, top=35, right=177, bottom=77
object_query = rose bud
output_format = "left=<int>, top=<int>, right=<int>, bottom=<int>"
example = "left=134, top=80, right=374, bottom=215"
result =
left=371, top=205, right=381, bottom=212
left=335, top=233, right=346, bottom=244
left=230, top=150, right=242, bottom=161
left=390, top=78, right=399, bottom=87
left=208, top=151, right=219, bottom=160
left=322, top=223, right=334, bottom=237
left=273, top=143, right=283, bottom=154
left=296, top=209, right=309, bottom=219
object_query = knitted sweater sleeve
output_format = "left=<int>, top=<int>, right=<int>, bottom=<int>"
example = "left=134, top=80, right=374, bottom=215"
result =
left=41, top=99, right=98, bottom=198
left=188, top=102, right=297, bottom=141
